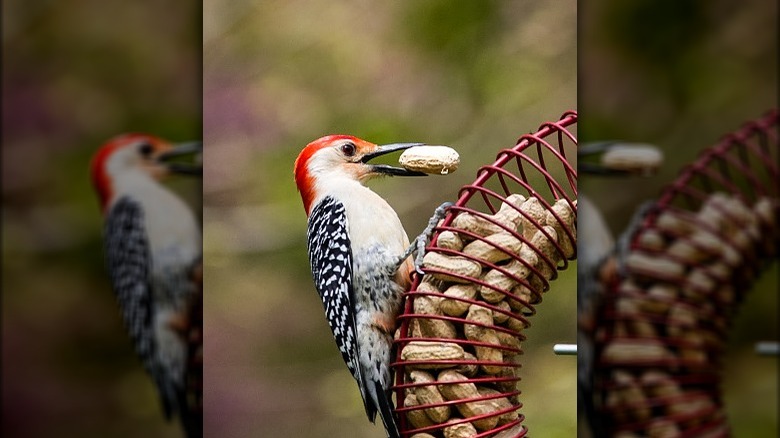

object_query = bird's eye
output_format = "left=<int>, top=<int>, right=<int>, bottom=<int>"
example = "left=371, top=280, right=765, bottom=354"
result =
left=138, top=142, right=154, bottom=157
left=341, top=142, right=356, bottom=157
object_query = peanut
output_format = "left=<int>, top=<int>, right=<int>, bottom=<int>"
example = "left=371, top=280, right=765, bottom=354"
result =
left=405, top=393, right=435, bottom=429
left=504, top=312, right=529, bottom=334
left=495, top=329, right=522, bottom=351
left=545, top=198, right=577, bottom=258
left=666, top=303, right=697, bottom=338
left=530, top=225, right=560, bottom=280
left=451, top=213, right=504, bottom=239
left=697, top=193, right=732, bottom=231
left=678, top=331, right=707, bottom=366
left=667, top=239, right=706, bottom=264
left=722, top=195, right=756, bottom=227
left=410, top=370, right=451, bottom=423
left=491, top=300, right=512, bottom=324
left=417, top=279, right=444, bottom=294
left=401, top=341, right=465, bottom=369
left=706, top=261, right=731, bottom=283
left=681, top=267, right=715, bottom=302
left=730, top=227, right=757, bottom=253
left=720, top=240, right=743, bottom=267
left=601, top=144, right=663, bottom=173
left=438, top=370, right=500, bottom=431
left=754, top=197, right=777, bottom=226
left=464, top=305, right=504, bottom=374
left=601, top=339, right=673, bottom=363
left=399, top=146, right=460, bottom=175
left=480, top=257, right=534, bottom=303
left=494, top=367, right=519, bottom=397
left=640, top=371, right=681, bottom=398
left=639, top=284, right=677, bottom=314
left=463, top=232, right=524, bottom=265
left=436, top=230, right=464, bottom=251
left=647, top=419, right=681, bottom=438
left=414, top=295, right=457, bottom=339
left=493, top=424, right=527, bottom=438
left=636, top=228, right=666, bottom=251
left=626, top=252, right=685, bottom=281
left=496, top=247, right=539, bottom=310
left=508, top=283, right=536, bottom=313
left=612, top=370, right=651, bottom=422
left=443, top=419, right=478, bottom=438
left=453, top=351, right=479, bottom=377
left=496, top=194, right=527, bottom=229
left=423, top=252, right=482, bottom=283
left=477, top=387, right=519, bottom=424
left=519, top=197, right=547, bottom=241
left=616, top=298, right=657, bottom=338
left=666, top=392, right=714, bottom=428
left=408, top=318, right=423, bottom=338
left=655, top=210, right=695, bottom=236
left=440, top=284, right=478, bottom=317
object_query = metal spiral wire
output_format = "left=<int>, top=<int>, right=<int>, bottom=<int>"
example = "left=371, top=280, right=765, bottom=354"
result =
left=393, top=111, right=578, bottom=437
left=593, top=110, right=779, bottom=437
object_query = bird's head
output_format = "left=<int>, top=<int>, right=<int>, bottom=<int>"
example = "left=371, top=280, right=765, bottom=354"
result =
left=90, top=133, right=201, bottom=211
left=293, top=135, right=426, bottom=214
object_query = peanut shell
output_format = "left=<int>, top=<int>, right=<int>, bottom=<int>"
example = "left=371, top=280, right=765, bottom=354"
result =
left=409, top=370, right=451, bottom=423
left=402, top=341, right=465, bottom=369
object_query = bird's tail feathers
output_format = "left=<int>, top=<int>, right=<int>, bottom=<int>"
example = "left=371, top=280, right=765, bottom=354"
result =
left=178, top=386, right=203, bottom=438
left=373, top=379, right=400, bottom=438
left=151, top=368, right=179, bottom=420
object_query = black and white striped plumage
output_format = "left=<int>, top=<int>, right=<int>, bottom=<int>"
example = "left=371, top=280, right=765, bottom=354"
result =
left=104, top=196, right=183, bottom=419
left=307, top=197, right=359, bottom=377
left=306, top=195, right=403, bottom=438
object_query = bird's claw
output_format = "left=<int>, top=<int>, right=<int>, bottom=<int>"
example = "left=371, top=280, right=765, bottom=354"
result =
left=411, top=201, right=454, bottom=276
left=414, top=248, right=426, bottom=276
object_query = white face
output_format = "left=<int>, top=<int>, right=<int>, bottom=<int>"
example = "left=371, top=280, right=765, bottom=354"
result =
left=106, top=139, right=167, bottom=180
left=307, top=139, right=377, bottom=183
left=298, top=140, right=373, bottom=212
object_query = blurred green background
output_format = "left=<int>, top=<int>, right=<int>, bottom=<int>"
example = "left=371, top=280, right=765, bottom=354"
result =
left=2, top=1, right=200, bottom=437
left=4, top=0, right=775, bottom=437
left=203, top=1, right=575, bottom=437
left=580, top=0, right=777, bottom=435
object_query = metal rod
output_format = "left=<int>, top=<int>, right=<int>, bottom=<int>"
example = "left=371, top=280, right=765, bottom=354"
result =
left=553, top=344, right=577, bottom=355
left=755, top=341, right=779, bottom=356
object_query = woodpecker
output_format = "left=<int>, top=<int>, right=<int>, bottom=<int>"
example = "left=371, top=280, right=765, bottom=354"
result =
left=91, top=133, right=202, bottom=436
left=295, top=135, right=449, bottom=438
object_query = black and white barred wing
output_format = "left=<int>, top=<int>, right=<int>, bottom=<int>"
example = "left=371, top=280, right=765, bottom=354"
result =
left=104, top=197, right=156, bottom=375
left=306, top=196, right=360, bottom=379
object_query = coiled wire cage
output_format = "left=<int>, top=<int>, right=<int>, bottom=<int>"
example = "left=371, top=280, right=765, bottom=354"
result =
left=593, top=109, right=779, bottom=436
left=392, top=111, right=578, bottom=437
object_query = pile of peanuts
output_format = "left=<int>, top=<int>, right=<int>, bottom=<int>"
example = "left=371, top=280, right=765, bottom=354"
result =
left=596, top=193, right=779, bottom=436
left=396, top=194, right=577, bottom=438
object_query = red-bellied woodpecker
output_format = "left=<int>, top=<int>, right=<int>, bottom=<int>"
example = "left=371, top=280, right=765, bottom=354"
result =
left=294, top=135, right=449, bottom=438
left=91, top=133, right=201, bottom=437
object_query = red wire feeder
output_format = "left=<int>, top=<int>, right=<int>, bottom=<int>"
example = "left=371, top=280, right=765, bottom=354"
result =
left=392, top=111, right=578, bottom=437
left=594, top=109, right=779, bottom=437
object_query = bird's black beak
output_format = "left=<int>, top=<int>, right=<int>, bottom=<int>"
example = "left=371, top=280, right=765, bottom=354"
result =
left=158, top=141, right=202, bottom=176
left=361, top=142, right=427, bottom=177
left=579, top=141, right=662, bottom=176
